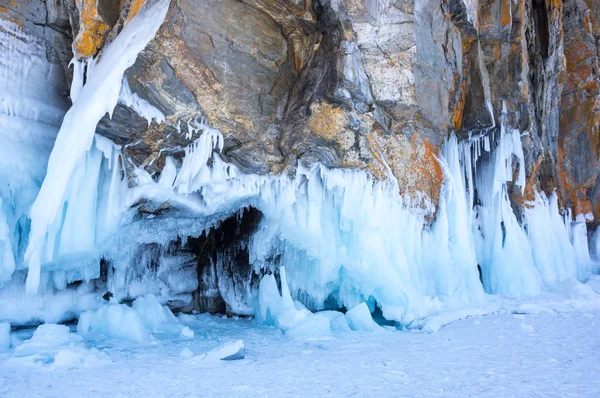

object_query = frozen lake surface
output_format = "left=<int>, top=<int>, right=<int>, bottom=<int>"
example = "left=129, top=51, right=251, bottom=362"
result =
left=1, top=293, right=599, bottom=398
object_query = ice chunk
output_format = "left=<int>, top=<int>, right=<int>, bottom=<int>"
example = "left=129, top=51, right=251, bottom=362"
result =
left=586, top=275, right=600, bottom=294
left=257, top=267, right=331, bottom=338
left=77, top=302, right=150, bottom=343
left=179, top=347, right=194, bottom=359
left=202, top=340, right=246, bottom=361
left=317, top=311, right=351, bottom=332
left=10, top=324, right=106, bottom=368
left=132, top=294, right=183, bottom=334
left=0, top=322, right=9, bottom=352
left=180, top=326, right=195, bottom=338
left=345, top=303, right=380, bottom=332
left=552, top=278, right=596, bottom=297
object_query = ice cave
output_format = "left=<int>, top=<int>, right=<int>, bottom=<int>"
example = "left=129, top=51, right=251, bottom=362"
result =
left=1, top=0, right=600, bottom=396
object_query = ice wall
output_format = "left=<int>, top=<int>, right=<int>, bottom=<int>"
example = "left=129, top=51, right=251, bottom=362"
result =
left=2, top=0, right=598, bottom=328
left=0, top=17, right=68, bottom=285
left=10, top=106, right=599, bottom=325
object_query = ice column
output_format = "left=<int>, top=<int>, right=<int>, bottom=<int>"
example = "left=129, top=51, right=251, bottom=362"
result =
left=25, top=0, right=171, bottom=294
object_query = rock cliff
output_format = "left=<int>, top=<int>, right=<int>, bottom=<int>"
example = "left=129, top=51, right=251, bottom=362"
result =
left=4, top=0, right=600, bottom=218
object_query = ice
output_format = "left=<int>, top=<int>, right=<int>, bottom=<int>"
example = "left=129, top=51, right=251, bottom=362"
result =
left=0, top=18, right=66, bottom=289
left=179, top=347, right=194, bottom=358
left=524, top=191, right=576, bottom=286
left=77, top=302, right=151, bottom=343
left=0, top=199, right=15, bottom=284
left=132, top=294, right=185, bottom=334
left=571, top=218, right=595, bottom=281
left=551, top=278, right=596, bottom=297
left=2, top=4, right=599, bottom=329
left=180, top=326, right=195, bottom=338
left=344, top=303, right=380, bottom=332
left=257, top=267, right=331, bottom=338
left=118, top=78, right=165, bottom=126
left=0, top=323, right=9, bottom=353
left=0, top=274, right=98, bottom=326
left=24, top=0, right=171, bottom=294
left=318, top=311, right=351, bottom=332
left=586, top=275, right=600, bottom=293
left=199, top=340, right=246, bottom=361
left=9, top=324, right=106, bottom=368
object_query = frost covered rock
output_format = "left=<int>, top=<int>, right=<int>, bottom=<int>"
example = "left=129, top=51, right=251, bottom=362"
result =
left=77, top=302, right=150, bottom=343
left=345, top=303, right=380, bottom=332
left=0, top=323, right=10, bottom=352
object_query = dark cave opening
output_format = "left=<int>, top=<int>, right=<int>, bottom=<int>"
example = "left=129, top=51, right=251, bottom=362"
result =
left=183, top=207, right=263, bottom=315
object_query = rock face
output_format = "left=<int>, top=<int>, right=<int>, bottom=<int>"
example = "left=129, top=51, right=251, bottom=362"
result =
left=3, top=0, right=600, bottom=218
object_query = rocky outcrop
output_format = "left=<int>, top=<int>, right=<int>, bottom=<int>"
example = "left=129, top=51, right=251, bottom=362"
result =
left=3, top=0, right=600, bottom=220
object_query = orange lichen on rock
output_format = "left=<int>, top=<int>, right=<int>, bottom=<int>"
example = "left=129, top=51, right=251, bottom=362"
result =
left=73, top=0, right=110, bottom=58
left=499, top=0, right=512, bottom=27
left=397, top=135, right=444, bottom=208
left=126, top=0, right=148, bottom=22
left=512, top=155, right=542, bottom=207
left=308, top=102, right=349, bottom=141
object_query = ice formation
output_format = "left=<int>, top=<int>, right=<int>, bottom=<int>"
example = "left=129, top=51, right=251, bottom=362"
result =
left=78, top=302, right=151, bottom=344
left=0, top=0, right=598, bottom=334
left=0, top=322, right=9, bottom=352
left=198, top=340, right=246, bottom=361
left=24, top=0, right=171, bottom=294
left=9, top=324, right=107, bottom=368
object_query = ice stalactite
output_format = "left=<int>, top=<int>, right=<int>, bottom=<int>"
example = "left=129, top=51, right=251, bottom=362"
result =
left=445, top=104, right=597, bottom=297
left=25, top=0, right=171, bottom=294
left=524, top=191, right=577, bottom=286
left=118, top=78, right=165, bottom=126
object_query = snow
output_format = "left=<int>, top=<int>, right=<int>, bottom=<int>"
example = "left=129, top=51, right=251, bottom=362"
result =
left=1, top=301, right=599, bottom=397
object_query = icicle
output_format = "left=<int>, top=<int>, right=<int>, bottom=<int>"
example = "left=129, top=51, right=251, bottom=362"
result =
left=118, top=77, right=165, bottom=126
left=24, top=0, right=171, bottom=294
left=69, top=58, right=86, bottom=103
left=0, top=198, right=16, bottom=284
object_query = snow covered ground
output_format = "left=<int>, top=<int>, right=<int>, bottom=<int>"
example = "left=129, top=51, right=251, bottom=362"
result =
left=1, top=290, right=599, bottom=398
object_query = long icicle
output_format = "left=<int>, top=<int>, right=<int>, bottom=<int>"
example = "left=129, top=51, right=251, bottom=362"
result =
left=24, top=0, right=171, bottom=294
